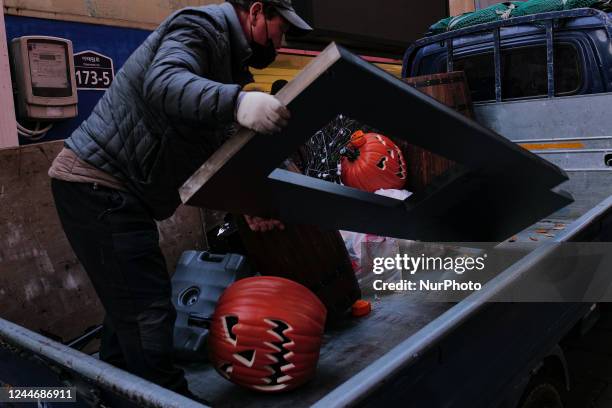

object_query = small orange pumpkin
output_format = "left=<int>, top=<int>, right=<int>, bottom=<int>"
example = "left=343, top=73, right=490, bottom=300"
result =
left=340, top=130, right=407, bottom=192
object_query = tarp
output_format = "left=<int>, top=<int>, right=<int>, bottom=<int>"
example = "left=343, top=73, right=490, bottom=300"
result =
left=429, top=0, right=603, bottom=34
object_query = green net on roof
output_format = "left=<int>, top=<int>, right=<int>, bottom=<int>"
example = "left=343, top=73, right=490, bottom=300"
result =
left=448, top=2, right=524, bottom=31
left=512, top=0, right=602, bottom=16
left=428, top=0, right=603, bottom=35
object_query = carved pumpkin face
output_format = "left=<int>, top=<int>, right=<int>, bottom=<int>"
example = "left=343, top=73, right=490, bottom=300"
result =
left=209, top=277, right=327, bottom=392
left=340, top=130, right=407, bottom=192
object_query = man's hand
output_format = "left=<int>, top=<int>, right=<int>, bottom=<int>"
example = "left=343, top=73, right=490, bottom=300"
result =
left=244, top=215, right=285, bottom=233
left=236, top=92, right=290, bottom=134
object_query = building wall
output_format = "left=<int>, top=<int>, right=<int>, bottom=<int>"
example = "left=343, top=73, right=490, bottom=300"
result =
left=449, top=0, right=476, bottom=15
left=0, top=0, right=18, bottom=148
left=2, top=0, right=225, bottom=146
left=4, top=15, right=153, bottom=145
left=3, top=12, right=402, bottom=146
left=449, top=0, right=498, bottom=14
left=3, top=0, right=222, bottom=30
left=0, top=141, right=206, bottom=342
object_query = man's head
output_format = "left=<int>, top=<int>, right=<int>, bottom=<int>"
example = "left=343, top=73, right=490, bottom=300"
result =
left=232, top=1, right=288, bottom=49
left=230, top=1, right=312, bottom=55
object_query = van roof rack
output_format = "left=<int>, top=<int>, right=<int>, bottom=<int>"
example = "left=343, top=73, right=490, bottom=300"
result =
left=403, top=8, right=612, bottom=101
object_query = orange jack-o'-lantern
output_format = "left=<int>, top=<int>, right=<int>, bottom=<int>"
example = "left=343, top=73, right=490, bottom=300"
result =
left=340, top=130, right=407, bottom=192
left=209, top=277, right=327, bottom=392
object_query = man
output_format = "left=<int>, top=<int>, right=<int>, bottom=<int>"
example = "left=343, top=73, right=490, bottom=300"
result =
left=48, top=0, right=312, bottom=400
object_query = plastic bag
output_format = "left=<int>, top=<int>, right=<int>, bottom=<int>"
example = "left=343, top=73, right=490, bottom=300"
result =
left=340, top=189, right=412, bottom=295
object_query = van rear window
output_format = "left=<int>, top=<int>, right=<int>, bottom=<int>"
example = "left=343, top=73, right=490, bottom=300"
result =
left=451, top=44, right=582, bottom=102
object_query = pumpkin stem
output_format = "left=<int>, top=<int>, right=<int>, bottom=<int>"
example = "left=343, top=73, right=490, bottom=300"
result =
left=340, top=146, right=360, bottom=162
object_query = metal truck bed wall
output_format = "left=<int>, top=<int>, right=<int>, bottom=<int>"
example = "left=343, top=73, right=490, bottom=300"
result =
left=474, top=92, right=612, bottom=219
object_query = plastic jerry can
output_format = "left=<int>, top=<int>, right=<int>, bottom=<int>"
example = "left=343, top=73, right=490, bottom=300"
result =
left=172, top=251, right=252, bottom=360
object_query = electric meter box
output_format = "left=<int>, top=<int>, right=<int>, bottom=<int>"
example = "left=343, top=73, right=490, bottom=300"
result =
left=10, top=36, right=78, bottom=120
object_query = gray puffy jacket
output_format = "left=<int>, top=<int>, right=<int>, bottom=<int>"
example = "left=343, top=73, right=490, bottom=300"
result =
left=66, top=3, right=253, bottom=220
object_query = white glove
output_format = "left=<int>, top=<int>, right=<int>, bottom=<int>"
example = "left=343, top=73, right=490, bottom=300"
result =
left=236, top=92, right=290, bottom=134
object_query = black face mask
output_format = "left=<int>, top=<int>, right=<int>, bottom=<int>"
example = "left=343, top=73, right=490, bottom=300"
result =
left=247, top=19, right=277, bottom=69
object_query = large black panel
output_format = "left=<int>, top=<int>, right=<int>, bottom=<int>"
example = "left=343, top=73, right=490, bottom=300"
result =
left=180, top=43, right=572, bottom=243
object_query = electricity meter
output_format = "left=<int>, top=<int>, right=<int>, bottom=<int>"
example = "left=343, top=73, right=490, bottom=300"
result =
left=10, top=36, right=78, bottom=120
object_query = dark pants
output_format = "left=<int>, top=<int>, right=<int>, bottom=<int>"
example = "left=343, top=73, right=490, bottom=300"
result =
left=51, top=178, right=188, bottom=394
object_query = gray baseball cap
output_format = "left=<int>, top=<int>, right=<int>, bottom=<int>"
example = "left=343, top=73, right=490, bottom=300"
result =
left=269, top=0, right=313, bottom=35
left=231, top=0, right=313, bottom=35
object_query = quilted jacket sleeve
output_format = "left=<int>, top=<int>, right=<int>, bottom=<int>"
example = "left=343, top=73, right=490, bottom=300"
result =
left=142, top=12, right=242, bottom=126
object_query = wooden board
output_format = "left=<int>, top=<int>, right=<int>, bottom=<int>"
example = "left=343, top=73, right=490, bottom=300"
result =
left=401, top=71, right=473, bottom=192
left=180, top=43, right=572, bottom=242
left=0, top=141, right=206, bottom=343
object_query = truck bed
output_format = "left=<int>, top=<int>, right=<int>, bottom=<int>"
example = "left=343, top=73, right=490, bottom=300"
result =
left=183, top=301, right=449, bottom=407
left=182, top=214, right=584, bottom=407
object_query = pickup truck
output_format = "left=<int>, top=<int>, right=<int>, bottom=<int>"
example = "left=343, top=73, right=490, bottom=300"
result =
left=1, top=7, right=612, bottom=408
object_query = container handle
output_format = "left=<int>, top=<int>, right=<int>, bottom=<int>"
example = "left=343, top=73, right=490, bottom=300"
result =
left=199, top=251, right=225, bottom=263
